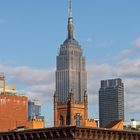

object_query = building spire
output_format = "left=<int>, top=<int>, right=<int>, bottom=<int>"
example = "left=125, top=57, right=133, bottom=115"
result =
left=69, top=0, right=72, bottom=18
left=67, top=0, right=74, bottom=39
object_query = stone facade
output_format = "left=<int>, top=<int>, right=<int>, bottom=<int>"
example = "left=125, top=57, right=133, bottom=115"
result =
left=54, top=91, right=96, bottom=127
left=55, top=0, right=87, bottom=104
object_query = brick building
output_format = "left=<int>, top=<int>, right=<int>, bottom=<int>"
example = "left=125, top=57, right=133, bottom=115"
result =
left=0, top=94, right=28, bottom=132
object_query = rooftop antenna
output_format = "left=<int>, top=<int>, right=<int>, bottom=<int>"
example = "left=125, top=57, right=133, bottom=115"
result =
left=69, top=0, right=72, bottom=18
left=67, top=0, right=74, bottom=39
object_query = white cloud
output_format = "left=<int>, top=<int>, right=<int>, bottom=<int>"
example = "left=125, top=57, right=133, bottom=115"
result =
left=120, top=49, right=132, bottom=57
left=87, top=63, right=112, bottom=99
left=1, top=57, right=140, bottom=119
left=86, top=59, right=140, bottom=119
left=85, top=37, right=93, bottom=44
left=0, top=65, right=55, bottom=85
left=125, top=94, right=140, bottom=114
left=0, top=65, right=55, bottom=104
left=27, top=84, right=54, bottom=103
left=123, top=79, right=140, bottom=116
left=113, top=60, right=140, bottom=116
left=133, top=37, right=140, bottom=48
left=114, top=59, right=140, bottom=78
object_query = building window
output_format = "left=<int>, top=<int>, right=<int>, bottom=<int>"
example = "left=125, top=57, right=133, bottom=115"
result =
left=66, top=115, right=70, bottom=125
left=60, top=115, right=64, bottom=126
left=75, top=113, right=81, bottom=126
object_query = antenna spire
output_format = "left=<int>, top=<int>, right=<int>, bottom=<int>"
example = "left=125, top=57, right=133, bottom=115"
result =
left=67, top=0, right=74, bottom=39
left=69, top=0, right=72, bottom=17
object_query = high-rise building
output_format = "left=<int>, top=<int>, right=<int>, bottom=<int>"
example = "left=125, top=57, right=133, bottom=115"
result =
left=99, top=78, right=124, bottom=128
left=55, top=0, right=87, bottom=104
left=28, top=100, right=41, bottom=120
left=54, top=0, right=96, bottom=127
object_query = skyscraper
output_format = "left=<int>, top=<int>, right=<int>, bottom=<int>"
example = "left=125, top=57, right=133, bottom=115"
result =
left=55, top=0, right=87, bottom=103
left=54, top=0, right=96, bottom=127
left=99, top=78, right=124, bottom=127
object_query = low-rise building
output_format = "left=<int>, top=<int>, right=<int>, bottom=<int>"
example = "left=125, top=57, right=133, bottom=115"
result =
left=27, top=118, right=45, bottom=129
left=0, top=94, right=28, bottom=132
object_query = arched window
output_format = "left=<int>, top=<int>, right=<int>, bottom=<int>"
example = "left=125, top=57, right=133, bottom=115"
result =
left=60, top=115, right=64, bottom=126
left=66, top=115, right=70, bottom=125
left=75, top=113, right=81, bottom=126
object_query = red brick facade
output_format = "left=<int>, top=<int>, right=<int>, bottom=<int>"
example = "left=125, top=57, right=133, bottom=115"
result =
left=0, top=94, right=28, bottom=132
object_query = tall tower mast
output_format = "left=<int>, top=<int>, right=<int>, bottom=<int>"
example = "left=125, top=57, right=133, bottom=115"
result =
left=67, top=0, right=74, bottom=39
left=69, top=0, right=72, bottom=18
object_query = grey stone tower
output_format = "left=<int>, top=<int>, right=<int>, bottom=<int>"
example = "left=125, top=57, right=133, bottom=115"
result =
left=55, top=0, right=87, bottom=103
left=99, top=78, right=124, bottom=127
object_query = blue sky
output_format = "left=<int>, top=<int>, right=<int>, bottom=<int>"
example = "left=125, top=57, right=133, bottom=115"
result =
left=0, top=0, right=140, bottom=126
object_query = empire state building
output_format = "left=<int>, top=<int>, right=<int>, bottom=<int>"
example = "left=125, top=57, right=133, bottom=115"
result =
left=55, top=0, right=87, bottom=103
